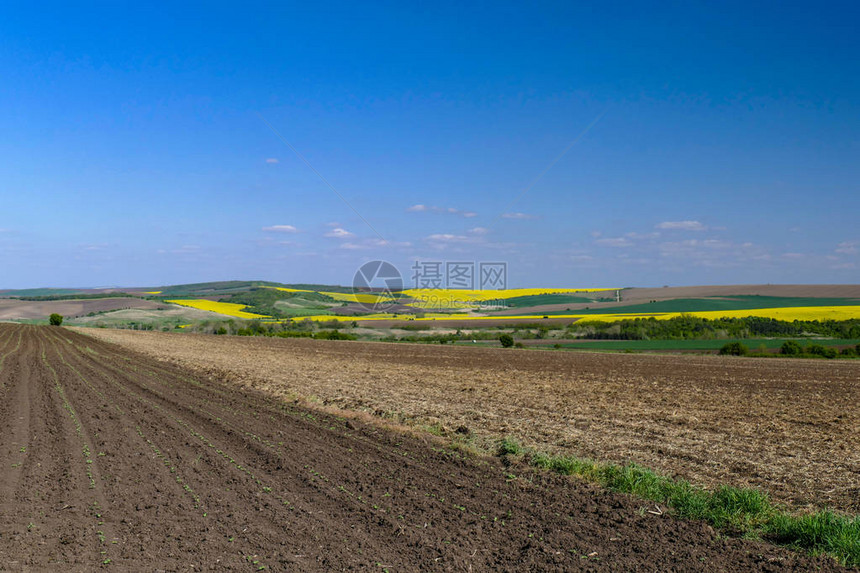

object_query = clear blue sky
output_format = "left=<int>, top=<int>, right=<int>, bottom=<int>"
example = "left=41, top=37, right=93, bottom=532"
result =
left=1, top=1, right=857, bottom=288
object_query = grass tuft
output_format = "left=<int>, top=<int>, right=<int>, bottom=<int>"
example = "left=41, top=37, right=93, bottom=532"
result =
left=498, top=439, right=860, bottom=567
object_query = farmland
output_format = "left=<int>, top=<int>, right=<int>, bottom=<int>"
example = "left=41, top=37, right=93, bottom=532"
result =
left=82, top=329, right=860, bottom=515
left=164, top=298, right=270, bottom=319
left=548, top=338, right=860, bottom=353
left=4, top=324, right=851, bottom=570
left=4, top=282, right=860, bottom=330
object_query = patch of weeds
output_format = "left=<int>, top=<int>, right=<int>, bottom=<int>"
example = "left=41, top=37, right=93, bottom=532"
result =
left=497, top=438, right=860, bottom=567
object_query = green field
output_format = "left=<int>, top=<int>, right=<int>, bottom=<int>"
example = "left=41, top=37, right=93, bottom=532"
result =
left=542, top=295, right=860, bottom=316
left=498, top=294, right=600, bottom=308
left=557, top=338, right=860, bottom=351
left=0, top=288, right=86, bottom=297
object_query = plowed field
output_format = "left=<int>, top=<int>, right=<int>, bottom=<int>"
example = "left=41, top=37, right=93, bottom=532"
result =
left=1, top=324, right=851, bottom=571
left=80, top=329, right=860, bottom=516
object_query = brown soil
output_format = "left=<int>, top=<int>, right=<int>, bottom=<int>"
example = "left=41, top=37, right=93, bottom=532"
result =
left=0, top=326, right=846, bottom=571
left=0, top=297, right=167, bottom=320
left=0, top=325, right=849, bottom=571
left=79, top=329, right=860, bottom=517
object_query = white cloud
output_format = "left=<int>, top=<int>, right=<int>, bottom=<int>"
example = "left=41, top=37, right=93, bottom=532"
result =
left=501, top=212, right=538, bottom=220
left=407, top=204, right=477, bottom=217
left=655, top=220, right=707, bottom=231
left=262, top=225, right=297, bottom=233
left=595, top=237, right=633, bottom=248
left=338, top=238, right=411, bottom=250
left=427, top=233, right=469, bottom=242
left=835, top=241, right=858, bottom=255
left=265, top=158, right=279, bottom=164
left=625, top=231, right=660, bottom=240
left=469, top=227, right=489, bottom=235
left=325, top=228, right=355, bottom=239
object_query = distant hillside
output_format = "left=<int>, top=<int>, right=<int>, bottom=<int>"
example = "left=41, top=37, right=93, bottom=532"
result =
left=0, top=288, right=87, bottom=298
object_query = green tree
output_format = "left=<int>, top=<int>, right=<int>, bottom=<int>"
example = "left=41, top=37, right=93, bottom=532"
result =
left=718, top=342, right=748, bottom=356
left=780, top=340, right=802, bottom=355
left=49, top=313, right=63, bottom=326
left=499, top=334, right=514, bottom=348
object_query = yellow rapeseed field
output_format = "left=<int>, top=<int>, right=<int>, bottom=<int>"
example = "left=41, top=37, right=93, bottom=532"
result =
left=403, top=287, right=617, bottom=309
left=270, top=287, right=394, bottom=305
left=298, top=305, right=860, bottom=323
left=269, top=286, right=617, bottom=308
left=166, top=299, right=270, bottom=319
left=561, top=305, right=860, bottom=323
left=402, top=287, right=615, bottom=301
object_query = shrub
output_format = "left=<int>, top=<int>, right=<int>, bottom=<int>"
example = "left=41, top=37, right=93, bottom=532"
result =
left=49, top=313, right=63, bottom=326
left=839, top=347, right=856, bottom=356
left=499, top=334, right=514, bottom=348
left=719, top=342, right=748, bottom=356
left=314, top=330, right=357, bottom=341
left=780, top=340, right=802, bottom=355
left=806, top=344, right=837, bottom=358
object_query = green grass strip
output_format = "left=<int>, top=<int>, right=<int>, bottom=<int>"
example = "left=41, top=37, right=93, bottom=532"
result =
left=498, top=438, right=860, bottom=567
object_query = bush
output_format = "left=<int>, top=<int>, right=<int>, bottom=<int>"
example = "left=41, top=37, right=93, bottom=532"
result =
left=780, top=340, right=802, bottom=355
left=805, top=344, right=837, bottom=358
left=839, top=347, right=856, bottom=357
left=719, top=342, right=748, bottom=356
left=49, top=313, right=63, bottom=326
left=499, top=334, right=514, bottom=348
left=314, top=330, right=357, bottom=341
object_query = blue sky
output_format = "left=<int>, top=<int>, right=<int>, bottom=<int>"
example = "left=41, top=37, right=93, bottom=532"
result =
left=1, top=1, right=857, bottom=288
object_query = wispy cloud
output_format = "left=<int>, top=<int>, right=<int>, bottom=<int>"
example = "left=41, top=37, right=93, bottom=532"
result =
left=426, top=233, right=472, bottom=243
left=625, top=231, right=660, bottom=240
left=595, top=237, right=633, bottom=248
left=265, top=158, right=279, bottom=164
left=339, top=238, right=411, bottom=250
left=656, top=220, right=707, bottom=231
left=325, top=228, right=355, bottom=239
left=407, top=204, right=477, bottom=217
left=262, top=225, right=298, bottom=233
left=81, top=243, right=109, bottom=251
left=501, top=212, right=538, bottom=220
left=835, top=241, right=858, bottom=255
left=158, top=245, right=202, bottom=255
left=423, top=227, right=518, bottom=251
